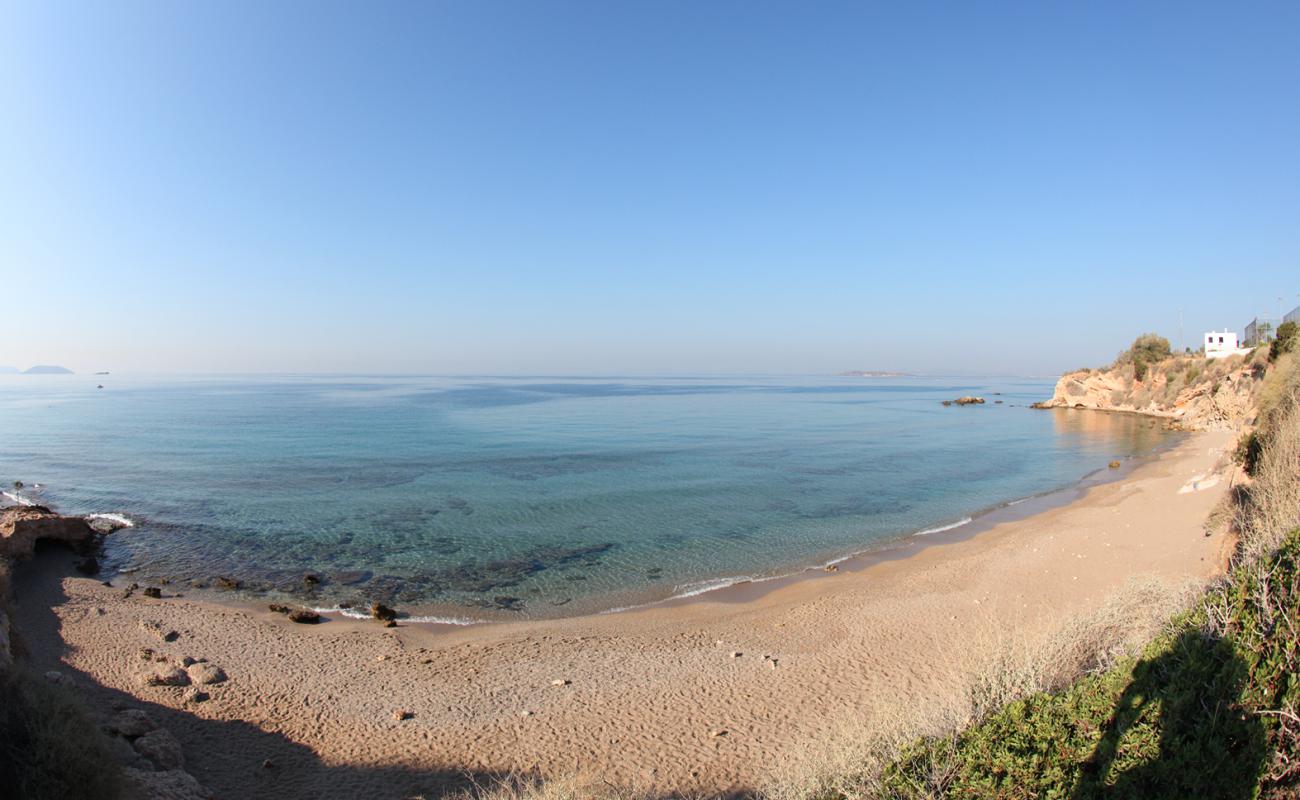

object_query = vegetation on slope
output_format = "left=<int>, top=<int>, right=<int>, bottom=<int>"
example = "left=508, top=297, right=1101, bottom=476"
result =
left=0, top=667, right=124, bottom=800
left=859, top=353, right=1300, bottom=800
left=1049, top=334, right=1269, bottom=427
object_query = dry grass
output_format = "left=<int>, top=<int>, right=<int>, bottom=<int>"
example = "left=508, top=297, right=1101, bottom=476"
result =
left=1234, top=353, right=1300, bottom=565
left=759, top=577, right=1197, bottom=800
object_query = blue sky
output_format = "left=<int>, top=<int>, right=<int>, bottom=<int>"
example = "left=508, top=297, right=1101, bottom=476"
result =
left=2, top=1, right=1297, bottom=375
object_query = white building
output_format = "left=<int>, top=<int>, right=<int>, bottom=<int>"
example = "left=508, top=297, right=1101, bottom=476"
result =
left=1205, top=330, right=1250, bottom=359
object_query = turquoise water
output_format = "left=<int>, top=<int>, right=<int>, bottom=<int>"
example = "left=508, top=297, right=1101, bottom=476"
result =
left=0, top=374, right=1173, bottom=620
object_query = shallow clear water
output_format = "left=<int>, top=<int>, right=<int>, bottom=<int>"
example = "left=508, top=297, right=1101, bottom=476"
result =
left=0, top=374, right=1175, bottom=620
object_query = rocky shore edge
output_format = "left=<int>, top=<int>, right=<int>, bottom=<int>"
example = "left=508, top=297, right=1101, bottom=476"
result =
left=1, top=504, right=216, bottom=800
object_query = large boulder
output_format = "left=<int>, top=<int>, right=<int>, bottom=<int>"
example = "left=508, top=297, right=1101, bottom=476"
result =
left=122, top=767, right=213, bottom=800
left=0, top=506, right=95, bottom=559
left=133, top=728, right=185, bottom=770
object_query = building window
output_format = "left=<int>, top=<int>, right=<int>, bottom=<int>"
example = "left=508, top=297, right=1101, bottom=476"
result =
left=1220, top=337, right=1225, bottom=344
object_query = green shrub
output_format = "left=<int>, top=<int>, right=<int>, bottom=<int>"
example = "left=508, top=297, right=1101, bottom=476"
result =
left=1271, top=321, right=1297, bottom=362
left=1236, top=431, right=1263, bottom=475
left=0, top=668, right=123, bottom=800
left=874, top=529, right=1300, bottom=799
left=1122, top=333, right=1171, bottom=384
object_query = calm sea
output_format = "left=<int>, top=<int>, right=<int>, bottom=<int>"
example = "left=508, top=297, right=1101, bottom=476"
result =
left=0, top=374, right=1174, bottom=621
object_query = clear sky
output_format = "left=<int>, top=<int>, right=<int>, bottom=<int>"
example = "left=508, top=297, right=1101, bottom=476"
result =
left=2, top=1, right=1297, bottom=375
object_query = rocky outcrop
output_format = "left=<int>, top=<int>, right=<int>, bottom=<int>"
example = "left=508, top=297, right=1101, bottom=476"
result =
left=1035, top=352, right=1266, bottom=431
left=0, top=505, right=96, bottom=559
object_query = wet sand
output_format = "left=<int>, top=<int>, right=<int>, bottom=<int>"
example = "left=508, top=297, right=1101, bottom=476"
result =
left=8, top=430, right=1236, bottom=798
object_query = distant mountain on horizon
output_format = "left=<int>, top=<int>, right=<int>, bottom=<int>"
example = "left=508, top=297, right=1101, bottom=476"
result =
left=22, top=365, right=74, bottom=374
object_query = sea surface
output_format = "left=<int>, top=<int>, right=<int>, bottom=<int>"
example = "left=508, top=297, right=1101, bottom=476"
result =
left=0, top=374, right=1176, bottom=621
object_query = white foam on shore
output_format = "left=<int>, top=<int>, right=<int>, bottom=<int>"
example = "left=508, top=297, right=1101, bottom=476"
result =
left=86, top=512, right=135, bottom=528
left=914, top=517, right=973, bottom=536
left=2, top=491, right=38, bottom=507
left=601, top=573, right=774, bottom=615
left=311, top=605, right=480, bottom=626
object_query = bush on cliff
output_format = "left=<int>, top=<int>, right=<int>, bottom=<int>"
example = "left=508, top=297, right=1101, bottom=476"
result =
left=0, top=667, right=123, bottom=800
left=859, top=345, right=1300, bottom=800
left=1271, top=321, right=1297, bottom=362
left=1119, top=333, right=1171, bottom=382
left=869, top=528, right=1300, bottom=799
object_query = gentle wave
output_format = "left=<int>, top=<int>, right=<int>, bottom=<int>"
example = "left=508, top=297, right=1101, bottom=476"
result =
left=1, top=491, right=38, bottom=506
left=914, top=517, right=973, bottom=536
left=309, top=605, right=480, bottom=626
left=601, top=573, right=772, bottom=615
left=86, top=512, right=135, bottom=528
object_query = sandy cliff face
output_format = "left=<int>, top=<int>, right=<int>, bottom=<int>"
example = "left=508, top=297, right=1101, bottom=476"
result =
left=1037, top=352, right=1266, bottom=431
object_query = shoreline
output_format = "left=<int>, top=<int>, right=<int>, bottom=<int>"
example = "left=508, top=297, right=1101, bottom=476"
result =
left=6, top=426, right=1238, bottom=796
left=76, top=418, right=1188, bottom=628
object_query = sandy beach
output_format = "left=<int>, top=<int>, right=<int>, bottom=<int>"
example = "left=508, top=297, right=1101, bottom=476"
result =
left=7, top=428, right=1237, bottom=799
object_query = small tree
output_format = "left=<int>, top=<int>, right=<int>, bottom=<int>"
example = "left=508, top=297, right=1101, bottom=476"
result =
left=1270, top=321, right=1297, bottom=362
left=1128, top=333, right=1171, bottom=383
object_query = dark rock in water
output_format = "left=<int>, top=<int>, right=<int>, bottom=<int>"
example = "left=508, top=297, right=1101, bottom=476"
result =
left=370, top=602, right=397, bottom=621
left=331, top=570, right=372, bottom=586
left=76, top=556, right=100, bottom=575
left=493, top=596, right=524, bottom=611
left=288, top=609, right=321, bottom=624
left=302, top=573, right=321, bottom=586
left=268, top=604, right=292, bottom=614
left=213, top=576, right=242, bottom=590
left=944, top=396, right=986, bottom=406
left=86, top=516, right=130, bottom=535
left=142, top=587, right=162, bottom=599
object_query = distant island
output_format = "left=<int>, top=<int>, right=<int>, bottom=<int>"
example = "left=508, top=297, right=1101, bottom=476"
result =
left=835, top=370, right=913, bottom=377
left=22, top=365, right=74, bottom=374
